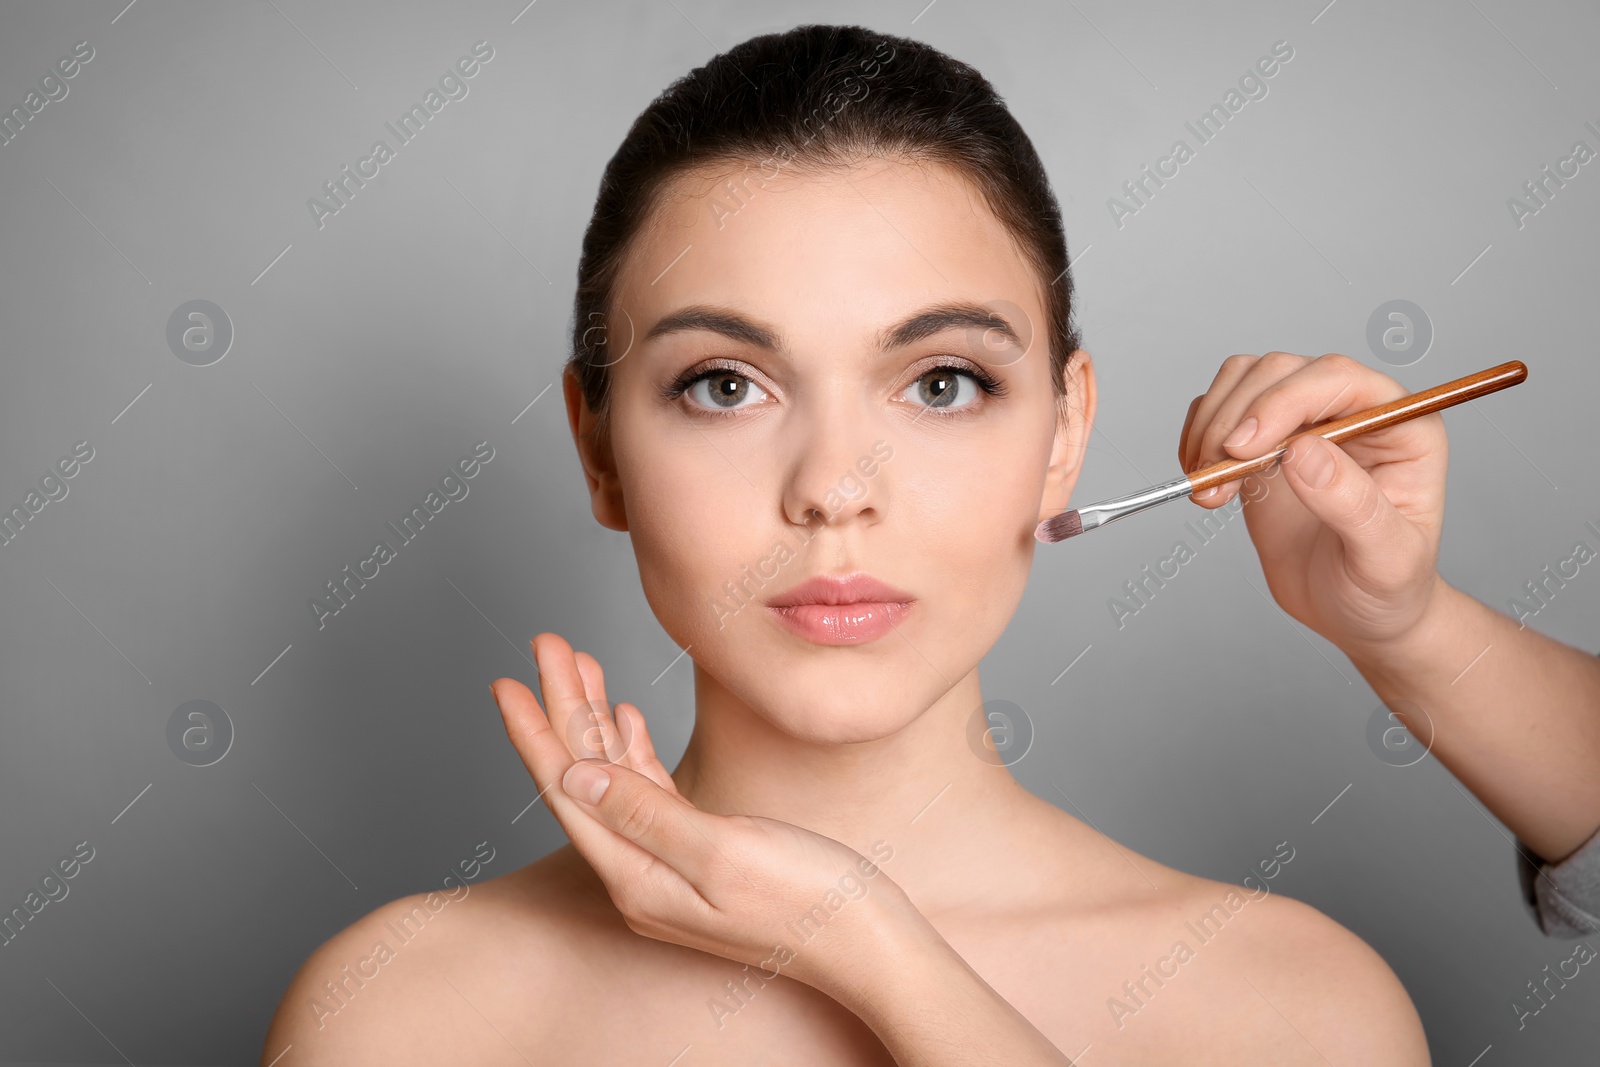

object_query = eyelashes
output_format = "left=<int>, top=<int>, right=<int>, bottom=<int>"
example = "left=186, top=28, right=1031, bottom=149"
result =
left=659, top=358, right=766, bottom=416
left=659, top=357, right=1008, bottom=419
left=904, top=363, right=1007, bottom=412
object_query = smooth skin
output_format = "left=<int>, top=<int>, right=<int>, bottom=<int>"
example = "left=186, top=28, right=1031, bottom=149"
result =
left=1181, top=353, right=1600, bottom=871
left=261, top=160, right=1430, bottom=1065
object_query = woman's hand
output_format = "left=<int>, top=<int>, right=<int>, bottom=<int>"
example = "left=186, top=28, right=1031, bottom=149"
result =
left=1177, top=352, right=1449, bottom=657
left=491, top=634, right=1079, bottom=1065
left=488, top=632, right=904, bottom=990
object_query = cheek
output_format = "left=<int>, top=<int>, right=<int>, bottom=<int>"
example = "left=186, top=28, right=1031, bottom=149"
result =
left=613, top=434, right=767, bottom=636
left=900, top=426, right=1047, bottom=628
left=903, top=425, right=1045, bottom=547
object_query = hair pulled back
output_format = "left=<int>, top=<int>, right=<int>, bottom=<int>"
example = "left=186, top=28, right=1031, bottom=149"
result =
left=568, top=23, right=1082, bottom=434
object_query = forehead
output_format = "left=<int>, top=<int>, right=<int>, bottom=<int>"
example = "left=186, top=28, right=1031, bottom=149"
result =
left=613, top=157, right=1044, bottom=342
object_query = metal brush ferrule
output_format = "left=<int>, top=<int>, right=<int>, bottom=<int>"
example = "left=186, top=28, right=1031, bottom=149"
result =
left=1075, top=475, right=1194, bottom=533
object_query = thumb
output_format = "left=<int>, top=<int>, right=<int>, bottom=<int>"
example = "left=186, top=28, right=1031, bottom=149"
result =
left=1280, top=434, right=1414, bottom=585
left=561, top=759, right=716, bottom=882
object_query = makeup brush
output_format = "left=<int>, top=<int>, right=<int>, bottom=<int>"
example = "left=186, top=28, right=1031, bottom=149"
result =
left=1035, top=359, right=1528, bottom=544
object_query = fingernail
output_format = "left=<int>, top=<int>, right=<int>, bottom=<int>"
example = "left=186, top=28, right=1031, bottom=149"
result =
left=563, top=761, right=611, bottom=805
left=1222, top=416, right=1257, bottom=450
left=1293, top=437, right=1335, bottom=488
left=1197, top=485, right=1217, bottom=499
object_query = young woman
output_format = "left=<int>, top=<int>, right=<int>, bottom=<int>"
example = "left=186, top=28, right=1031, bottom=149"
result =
left=264, top=25, right=1431, bottom=1065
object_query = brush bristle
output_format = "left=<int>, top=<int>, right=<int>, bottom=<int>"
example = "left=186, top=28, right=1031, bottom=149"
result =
left=1035, top=510, right=1082, bottom=543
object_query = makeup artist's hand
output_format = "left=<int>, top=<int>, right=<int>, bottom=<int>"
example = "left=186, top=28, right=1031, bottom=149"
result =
left=1178, top=352, right=1447, bottom=657
left=488, top=632, right=904, bottom=991
left=1183, top=354, right=1600, bottom=920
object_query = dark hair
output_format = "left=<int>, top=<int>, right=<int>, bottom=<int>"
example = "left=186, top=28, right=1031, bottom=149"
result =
left=568, top=23, right=1082, bottom=435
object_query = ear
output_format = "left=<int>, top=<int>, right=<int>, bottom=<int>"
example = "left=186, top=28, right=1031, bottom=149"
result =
left=1037, top=348, right=1097, bottom=525
left=563, top=366, right=629, bottom=532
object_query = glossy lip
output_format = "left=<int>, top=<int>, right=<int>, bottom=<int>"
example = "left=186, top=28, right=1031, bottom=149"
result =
left=765, top=572, right=915, bottom=608
left=765, top=572, right=915, bottom=646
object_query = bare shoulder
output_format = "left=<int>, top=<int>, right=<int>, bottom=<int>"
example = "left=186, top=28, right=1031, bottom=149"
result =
left=1228, top=887, right=1428, bottom=1061
left=1129, top=870, right=1431, bottom=1065
left=260, top=846, right=611, bottom=1066
left=992, top=805, right=1428, bottom=1064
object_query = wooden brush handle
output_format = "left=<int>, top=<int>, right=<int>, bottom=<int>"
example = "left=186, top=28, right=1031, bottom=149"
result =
left=1186, top=359, right=1528, bottom=495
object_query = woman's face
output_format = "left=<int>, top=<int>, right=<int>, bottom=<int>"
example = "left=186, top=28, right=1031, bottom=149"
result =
left=567, top=156, right=1095, bottom=743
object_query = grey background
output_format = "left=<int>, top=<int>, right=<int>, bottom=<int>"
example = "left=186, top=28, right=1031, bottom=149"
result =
left=0, top=0, right=1596, bottom=1062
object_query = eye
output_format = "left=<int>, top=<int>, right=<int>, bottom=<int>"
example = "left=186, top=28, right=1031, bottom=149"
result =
left=899, top=365, right=1000, bottom=412
left=680, top=369, right=770, bottom=413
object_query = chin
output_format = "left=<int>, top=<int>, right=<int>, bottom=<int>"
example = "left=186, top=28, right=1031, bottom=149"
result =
left=741, top=643, right=949, bottom=742
left=757, top=687, right=928, bottom=746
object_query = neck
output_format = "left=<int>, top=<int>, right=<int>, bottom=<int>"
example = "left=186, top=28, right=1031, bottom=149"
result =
left=669, top=660, right=1040, bottom=919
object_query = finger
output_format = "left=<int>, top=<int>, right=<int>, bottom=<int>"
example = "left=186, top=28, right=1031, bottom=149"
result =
left=571, top=650, right=628, bottom=764
left=490, top=674, right=667, bottom=874
left=1193, top=477, right=1241, bottom=508
left=614, top=702, right=681, bottom=793
left=1193, top=351, right=1309, bottom=472
left=560, top=757, right=721, bottom=888
left=1217, top=353, right=1413, bottom=465
left=1178, top=394, right=1203, bottom=472
left=1182, top=355, right=1259, bottom=475
left=1185, top=358, right=1295, bottom=508
left=530, top=632, right=600, bottom=761
left=1279, top=433, right=1427, bottom=592
left=489, top=674, right=587, bottom=811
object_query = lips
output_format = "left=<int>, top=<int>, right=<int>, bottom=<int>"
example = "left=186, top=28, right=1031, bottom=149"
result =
left=766, top=572, right=914, bottom=607
left=765, top=572, right=915, bottom=645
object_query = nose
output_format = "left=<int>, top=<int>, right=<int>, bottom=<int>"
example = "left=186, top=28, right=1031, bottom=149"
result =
left=779, top=396, right=885, bottom=532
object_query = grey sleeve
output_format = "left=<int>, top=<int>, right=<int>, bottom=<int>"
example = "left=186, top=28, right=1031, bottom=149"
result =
left=1518, top=821, right=1600, bottom=938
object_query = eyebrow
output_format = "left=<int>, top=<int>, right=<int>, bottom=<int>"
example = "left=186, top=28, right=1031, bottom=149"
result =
left=645, top=307, right=780, bottom=349
left=643, top=301, right=1023, bottom=353
left=881, top=303, right=1023, bottom=350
